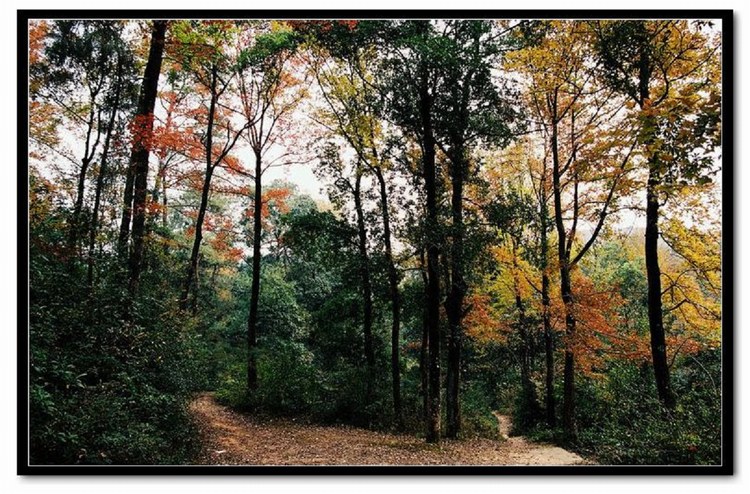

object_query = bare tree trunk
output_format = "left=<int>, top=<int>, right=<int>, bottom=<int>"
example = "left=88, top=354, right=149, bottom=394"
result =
left=418, top=248, right=430, bottom=425
left=638, top=47, right=675, bottom=410
left=181, top=64, right=218, bottom=310
left=69, top=101, right=103, bottom=255
left=69, top=155, right=92, bottom=254
left=551, top=111, right=578, bottom=442
left=127, top=19, right=167, bottom=299
left=445, top=144, right=466, bottom=439
left=512, top=242, right=540, bottom=429
left=161, top=170, right=168, bottom=228
left=87, top=66, right=122, bottom=288
left=645, top=167, right=673, bottom=408
left=542, top=268, right=555, bottom=428
left=118, top=160, right=135, bottom=255
left=539, top=191, right=555, bottom=427
left=419, top=63, right=441, bottom=443
left=247, top=149, right=263, bottom=393
left=560, top=269, right=576, bottom=441
left=373, top=168, right=402, bottom=427
left=152, top=158, right=170, bottom=229
left=354, top=169, right=375, bottom=377
left=181, top=164, right=214, bottom=309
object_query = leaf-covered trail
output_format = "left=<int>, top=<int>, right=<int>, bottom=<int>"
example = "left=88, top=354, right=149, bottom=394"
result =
left=189, top=393, right=588, bottom=466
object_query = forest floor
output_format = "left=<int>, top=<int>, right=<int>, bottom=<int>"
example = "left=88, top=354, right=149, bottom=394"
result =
left=188, top=393, right=589, bottom=466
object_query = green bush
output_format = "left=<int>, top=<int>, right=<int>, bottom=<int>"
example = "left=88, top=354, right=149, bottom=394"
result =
left=29, top=242, right=204, bottom=464
left=216, top=338, right=323, bottom=416
left=460, top=381, right=500, bottom=439
left=214, top=362, right=249, bottom=410
left=574, top=358, right=722, bottom=465
left=254, top=338, right=323, bottom=414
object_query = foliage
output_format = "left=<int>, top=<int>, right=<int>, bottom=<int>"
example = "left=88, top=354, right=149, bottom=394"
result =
left=26, top=18, right=723, bottom=466
left=573, top=353, right=721, bottom=465
left=29, top=221, right=206, bottom=464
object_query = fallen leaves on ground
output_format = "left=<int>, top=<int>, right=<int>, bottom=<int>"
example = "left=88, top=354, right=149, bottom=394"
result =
left=189, top=393, right=589, bottom=466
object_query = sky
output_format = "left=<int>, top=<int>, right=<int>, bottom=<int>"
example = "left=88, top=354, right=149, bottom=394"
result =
left=27, top=15, right=724, bottom=238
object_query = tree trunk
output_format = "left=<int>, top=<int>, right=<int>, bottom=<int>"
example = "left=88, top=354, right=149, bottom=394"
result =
left=161, top=170, right=168, bottom=228
left=69, top=156, right=91, bottom=254
left=181, top=162, right=214, bottom=309
left=419, top=63, right=442, bottom=444
left=374, top=168, right=402, bottom=428
left=152, top=158, right=169, bottom=229
left=354, top=169, right=375, bottom=375
left=559, top=267, right=577, bottom=441
left=645, top=164, right=674, bottom=408
left=68, top=99, right=103, bottom=255
left=541, top=268, right=555, bottom=428
left=181, top=64, right=218, bottom=310
left=87, top=67, right=122, bottom=288
left=639, top=45, right=676, bottom=410
left=551, top=112, right=578, bottom=442
left=118, top=159, right=136, bottom=255
left=418, top=248, right=430, bottom=425
left=539, top=193, right=555, bottom=427
left=127, top=19, right=167, bottom=298
left=445, top=144, right=466, bottom=439
left=512, top=242, right=540, bottom=430
left=247, top=149, right=263, bottom=393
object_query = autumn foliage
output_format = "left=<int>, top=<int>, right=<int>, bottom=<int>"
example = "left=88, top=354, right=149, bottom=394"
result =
left=26, top=17, right=724, bottom=467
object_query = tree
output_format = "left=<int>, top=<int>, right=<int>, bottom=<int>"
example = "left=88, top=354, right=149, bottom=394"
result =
left=591, top=20, right=721, bottom=409
left=146, top=79, right=204, bottom=231
left=316, top=144, right=377, bottom=393
left=523, top=143, right=557, bottom=428
left=126, top=19, right=168, bottom=300
left=431, top=20, right=519, bottom=438
left=318, top=19, right=452, bottom=441
left=483, top=176, right=544, bottom=429
left=395, top=20, right=443, bottom=443
left=167, top=20, right=251, bottom=311
left=507, top=21, right=637, bottom=439
left=31, top=21, right=131, bottom=256
left=86, top=42, right=139, bottom=288
left=306, top=35, right=406, bottom=427
left=235, top=22, right=306, bottom=394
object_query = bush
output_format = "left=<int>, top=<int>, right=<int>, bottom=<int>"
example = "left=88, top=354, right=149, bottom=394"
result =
left=214, top=362, right=249, bottom=410
left=574, top=358, right=722, bottom=465
left=254, top=338, right=323, bottom=414
left=216, top=338, right=323, bottom=416
left=28, top=244, right=204, bottom=465
left=460, top=382, right=500, bottom=439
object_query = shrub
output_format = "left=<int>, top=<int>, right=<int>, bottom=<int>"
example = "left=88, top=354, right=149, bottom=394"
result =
left=461, top=381, right=500, bottom=439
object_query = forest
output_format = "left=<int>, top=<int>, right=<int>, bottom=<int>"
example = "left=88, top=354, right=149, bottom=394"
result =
left=26, top=17, right=723, bottom=466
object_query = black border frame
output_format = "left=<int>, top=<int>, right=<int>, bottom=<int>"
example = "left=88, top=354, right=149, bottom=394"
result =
left=17, top=9, right=734, bottom=476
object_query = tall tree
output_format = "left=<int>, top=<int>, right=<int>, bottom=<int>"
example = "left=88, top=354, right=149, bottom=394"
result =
left=346, top=19, right=446, bottom=441
left=236, top=23, right=306, bottom=393
left=316, top=145, right=376, bottom=391
left=308, top=39, right=405, bottom=427
left=591, top=20, right=721, bottom=409
left=87, top=46, right=137, bottom=287
left=525, top=145, right=556, bottom=427
left=32, top=21, right=127, bottom=256
left=508, top=21, right=637, bottom=439
left=432, top=20, right=518, bottom=438
left=126, top=19, right=168, bottom=298
left=483, top=173, right=543, bottom=429
left=167, top=20, right=251, bottom=310
left=410, top=21, right=443, bottom=443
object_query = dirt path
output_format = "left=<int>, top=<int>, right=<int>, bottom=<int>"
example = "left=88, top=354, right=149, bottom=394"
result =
left=189, top=393, right=588, bottom=466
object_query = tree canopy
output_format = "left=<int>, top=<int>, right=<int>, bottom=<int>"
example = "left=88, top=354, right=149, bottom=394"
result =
left=26, top=17, right=724, bottom=467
